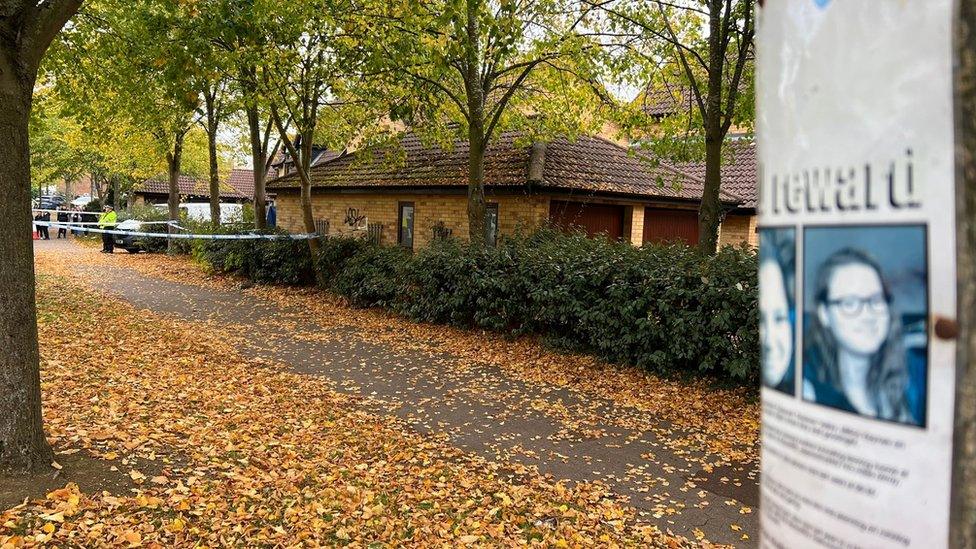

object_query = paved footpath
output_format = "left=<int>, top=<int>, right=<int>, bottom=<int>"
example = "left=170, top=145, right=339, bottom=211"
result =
left=44, top=239, right=760, bottom=546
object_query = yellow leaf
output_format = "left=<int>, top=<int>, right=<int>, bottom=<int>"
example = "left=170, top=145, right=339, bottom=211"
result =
left=123, top=530, right=142, bottom=546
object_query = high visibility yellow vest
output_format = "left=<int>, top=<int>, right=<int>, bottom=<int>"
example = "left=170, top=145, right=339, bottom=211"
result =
left=98, top=211, right=117, bottom=229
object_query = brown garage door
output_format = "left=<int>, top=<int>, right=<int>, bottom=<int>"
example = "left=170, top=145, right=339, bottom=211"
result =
left=549, top=200, right=625, bottom=240
left=643, top=208, right=700, bottom=245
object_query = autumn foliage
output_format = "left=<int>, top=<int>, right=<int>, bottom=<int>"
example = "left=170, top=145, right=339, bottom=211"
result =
left=1, top=252, right=692, bottom=547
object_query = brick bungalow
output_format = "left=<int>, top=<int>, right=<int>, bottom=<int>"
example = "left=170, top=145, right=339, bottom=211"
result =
left=266, top=130, right=756, bottom=249
left=268, top=133, right=749, bottom=247
left=268, top=133, right=750, bottom=247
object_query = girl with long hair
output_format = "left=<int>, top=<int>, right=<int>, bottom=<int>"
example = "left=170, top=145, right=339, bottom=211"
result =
left=804, top=248, right=916, bottom=424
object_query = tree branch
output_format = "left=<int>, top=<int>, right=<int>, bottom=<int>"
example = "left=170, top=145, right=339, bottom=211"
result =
left=25, top=0, right=84, bottom=69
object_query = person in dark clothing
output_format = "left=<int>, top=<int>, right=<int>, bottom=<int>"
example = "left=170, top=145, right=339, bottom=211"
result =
left=34, top=211, right=50, bottom=239
left=56, top=207, right=69, bottom=239
left=266, top=201, right=277, bottom=227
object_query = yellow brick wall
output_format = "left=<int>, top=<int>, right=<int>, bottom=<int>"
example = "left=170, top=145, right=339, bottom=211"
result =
left=624, top=205, right=645, bottom=246
left=275, top=191, right=549, bottom=248
left=276, top=190, right=758, bottom=249
left=718, top=214, right=758, bottom=248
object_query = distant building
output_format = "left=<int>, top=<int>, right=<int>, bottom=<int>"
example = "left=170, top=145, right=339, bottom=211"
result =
left=132, top=171, right=252, bottom=206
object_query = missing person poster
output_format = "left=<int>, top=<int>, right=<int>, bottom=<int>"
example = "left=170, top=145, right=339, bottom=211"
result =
left=756, top=1, right=958, bottom=547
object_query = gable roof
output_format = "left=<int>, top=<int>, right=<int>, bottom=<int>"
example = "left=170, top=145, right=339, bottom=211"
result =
left=672, top=139, right=757, bottom=210
left=267, top=131, right=741, bottom=205
left=225, top=168, right=255, bottom=199
left=136, top=174, right=247, bottom=200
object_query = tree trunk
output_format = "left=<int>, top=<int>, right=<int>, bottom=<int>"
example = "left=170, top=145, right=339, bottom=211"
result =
left=92, top=172, right=104, bottom=203
left=465, top=0, right=488, bottom=247
left=467, top=128, right=488, bottom=247
left=696, top=0, right=727, bottom=254
left=271, top=106, right=318, bottom=255
left=247, top=105, right=268, bottom=230
left=166, top=132, right=184, bottom=254
left=205, top=92, right=221, bottom=227
left=299, top=130, right=319, bottom=255
left=112, top=176, right=122, bottom=212
left=951, top=1, right=976, bottom=544
left=0, top=62, right=54, bottom=474
left=698, top=131, right=723, bottom=252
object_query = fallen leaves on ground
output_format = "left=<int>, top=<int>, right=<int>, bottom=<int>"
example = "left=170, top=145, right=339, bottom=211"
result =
left=76, top=243, right=759, bottom=466
left=1, top=256, right=696, bottom=547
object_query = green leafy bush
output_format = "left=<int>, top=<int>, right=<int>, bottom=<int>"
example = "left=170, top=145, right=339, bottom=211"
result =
left=323, top=230, right=758, bottom=383
left=326, top=242, right=409, bottom=308
left=315, top=237, right=373, bottom=284
left=195, top=231, right=314, bottom=286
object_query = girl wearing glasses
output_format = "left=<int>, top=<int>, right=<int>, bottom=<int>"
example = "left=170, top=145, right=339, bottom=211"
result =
left=804, top=248, right=916, bottom=424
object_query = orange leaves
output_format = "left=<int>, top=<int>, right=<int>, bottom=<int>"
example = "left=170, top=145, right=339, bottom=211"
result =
left=1, top=249, right=697, bottom=548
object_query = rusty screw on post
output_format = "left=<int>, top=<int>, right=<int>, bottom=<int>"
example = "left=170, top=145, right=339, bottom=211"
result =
left=935, top=316, right=960, bottom=340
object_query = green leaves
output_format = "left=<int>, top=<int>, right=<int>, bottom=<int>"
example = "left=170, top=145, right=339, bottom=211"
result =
left=362, top=0, right=614, bottom=147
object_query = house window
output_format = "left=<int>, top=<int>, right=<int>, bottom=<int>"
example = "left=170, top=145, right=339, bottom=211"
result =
left=398, top=202, right=415, bottom=249
left=486, top=203, right=499, bottom=246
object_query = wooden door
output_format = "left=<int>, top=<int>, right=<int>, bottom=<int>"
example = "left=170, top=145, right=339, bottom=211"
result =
left=549, top=200, right=625, bottom=240
left=643, top=207, right=700, bottom=245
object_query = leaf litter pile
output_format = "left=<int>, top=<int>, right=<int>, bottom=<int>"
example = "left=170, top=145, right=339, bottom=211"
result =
left=1, top=254, right=696, bottom=547
left=78, top=245, right=760, bottom=465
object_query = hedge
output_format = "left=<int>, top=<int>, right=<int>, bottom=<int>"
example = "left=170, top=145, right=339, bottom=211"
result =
left=193, top=229, right=759, bottom=384
left=193, top=230, right=315, bottom=286
left=393, top=230, right=759, bottom=382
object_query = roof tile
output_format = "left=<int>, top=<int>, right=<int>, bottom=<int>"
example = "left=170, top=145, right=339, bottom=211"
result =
left=672, top=139, right=757, bottom=209
left=137, top=174, right=247, bottom=200
left=267, top=131, right=741, bottom=205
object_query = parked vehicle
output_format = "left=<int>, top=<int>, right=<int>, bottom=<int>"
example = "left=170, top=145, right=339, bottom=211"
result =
left=70, top=195, right=94, bottom=208
left=35, top=194, right=66, bottom=210
left=113, top=220, right=154, bottom=254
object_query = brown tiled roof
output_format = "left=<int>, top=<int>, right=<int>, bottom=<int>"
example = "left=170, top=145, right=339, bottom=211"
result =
left=137, top=175, right=246, bottom=200
left=673, top=139, right=757, bottom=210
left=540, top=136, right=740, bottom=203
left=226, top=168, right=254, bottom=199
left=639, top=85, right=694, bottom=117
left=267, top=131, right=741, bottom=205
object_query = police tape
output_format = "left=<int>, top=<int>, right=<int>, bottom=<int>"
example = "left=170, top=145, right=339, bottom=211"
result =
left=32, top=221, right=320, bottom=241
left=32, top=220, right=175, bottom=227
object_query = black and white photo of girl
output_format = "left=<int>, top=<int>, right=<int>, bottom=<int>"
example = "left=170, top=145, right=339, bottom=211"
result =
left=760, top=228, right=796, bottom=395
left=803, top=226, right=928, bottom=427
